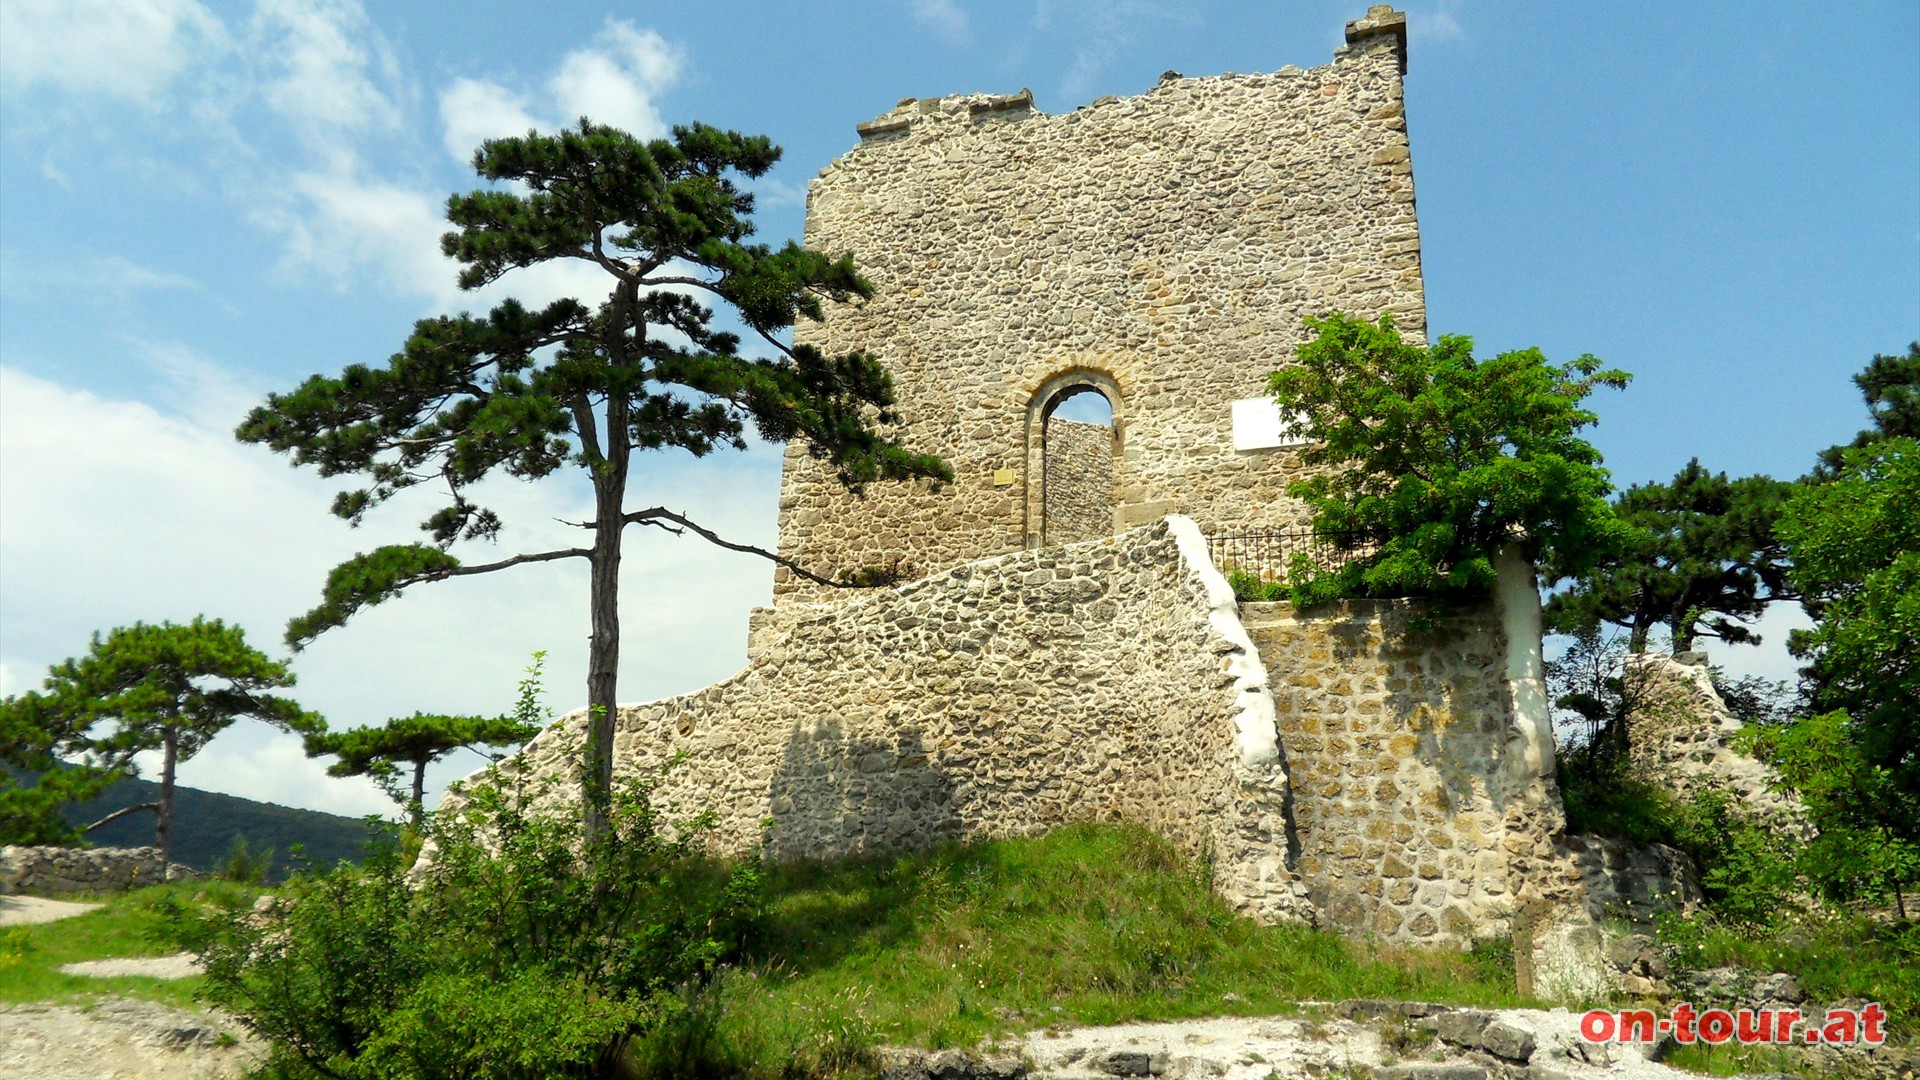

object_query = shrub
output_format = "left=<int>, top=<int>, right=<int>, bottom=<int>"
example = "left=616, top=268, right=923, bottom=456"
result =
left=216, top=833, right=275, bottom=884
left=185, top=769, right=760, bottom=1079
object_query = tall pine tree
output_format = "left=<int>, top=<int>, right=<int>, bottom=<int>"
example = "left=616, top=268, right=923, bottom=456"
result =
left=238, top=121, right=949, bottom=838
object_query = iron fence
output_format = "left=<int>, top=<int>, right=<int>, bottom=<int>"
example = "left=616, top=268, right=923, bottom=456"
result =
left=1206, top=527, right=1371, bottom=585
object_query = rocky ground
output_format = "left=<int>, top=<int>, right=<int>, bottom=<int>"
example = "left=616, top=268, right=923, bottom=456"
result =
left=4, top=891, right=1907, bottom=1080
left=881, top=998, right=1915, bottom=1080
left=0, top=998, right=262, bottom=1080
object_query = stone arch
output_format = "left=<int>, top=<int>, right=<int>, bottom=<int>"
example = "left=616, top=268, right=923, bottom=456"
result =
left=1023, top=369, right=1123, bottom=547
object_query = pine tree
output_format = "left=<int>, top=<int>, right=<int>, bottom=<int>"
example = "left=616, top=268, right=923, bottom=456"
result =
left=1813, top=343, right=1919, bottom=477
left=306, top=713, right=538, bottom=827
left=0, top=619, right=321, bottom=868
left=1545, top=460, right=1796, bottom=653
left=237, top=120, right=950, bottom=838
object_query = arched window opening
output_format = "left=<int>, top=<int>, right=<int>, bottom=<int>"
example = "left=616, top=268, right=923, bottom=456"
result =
left=1041, top=386, right=1115, bottom=545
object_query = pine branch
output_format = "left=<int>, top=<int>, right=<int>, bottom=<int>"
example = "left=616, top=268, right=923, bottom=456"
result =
left=621, top=506, right=858, bottom=588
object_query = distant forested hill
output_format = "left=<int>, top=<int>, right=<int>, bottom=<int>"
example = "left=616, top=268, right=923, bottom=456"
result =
left=8, top=765, right=378, bottom=879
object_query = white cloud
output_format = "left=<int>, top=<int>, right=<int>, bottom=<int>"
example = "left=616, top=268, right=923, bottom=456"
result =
left=1404, top=3, right=1467, bottom=46
left=0, top=0, right=228, bottom=104
left=440, top=76, right=540, bottom=165
left=0, top=359, right=783, bottom=817
left=438, top=17, right=682, bottom=167
left=912, top=0, right=972, bottom=45
left=247, top=0, right=403, bottom=147
left=260, top=170, right=455, bottom=301
left=551, top=20, right=681, bottom=135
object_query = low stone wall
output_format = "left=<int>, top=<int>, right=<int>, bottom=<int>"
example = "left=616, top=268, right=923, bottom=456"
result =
left=1241, top=595, right=1563, bottom=945
left=465, top=517, right=1311, bottom=924
left=0, top=846, right=195, bottom=896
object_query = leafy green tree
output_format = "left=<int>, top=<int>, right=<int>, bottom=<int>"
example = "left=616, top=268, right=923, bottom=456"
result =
left=306, top=713, right=538, bottom=827
left=0, top=701, right=119, bottom=845
left=1268, top=312, right=1634, bottom=604
left=1751, top=710, right=1920, bottom=916
left=186, top=770, right=759, bottom=1079
left=0, top=619, right=322, bottom=867
left=1813, top=343, right=1919, bottom=477
left=238, top=120, right=949, bottom=840
left=1778, top=437, right=1919, bottom=825
left=1545, top=460, right=1796, bottom=653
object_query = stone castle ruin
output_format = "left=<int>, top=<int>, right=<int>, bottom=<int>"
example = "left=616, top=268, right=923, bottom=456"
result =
left=482, top=7, right=1610, bottom=959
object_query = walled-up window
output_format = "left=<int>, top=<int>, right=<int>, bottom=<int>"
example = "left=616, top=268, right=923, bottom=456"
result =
left=1042, top=388, right=1115, bottom=545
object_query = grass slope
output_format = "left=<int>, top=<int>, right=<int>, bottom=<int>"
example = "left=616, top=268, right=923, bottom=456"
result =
left=0, top=879, right=262, bottom=1009
left=668, top=823, right=1526, bottom=1068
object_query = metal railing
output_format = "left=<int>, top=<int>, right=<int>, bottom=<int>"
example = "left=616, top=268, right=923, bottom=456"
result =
left=1206, top=527, right=1371, bottom=585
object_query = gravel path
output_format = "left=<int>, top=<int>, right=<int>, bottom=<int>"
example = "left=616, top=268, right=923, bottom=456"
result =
left=0, top=999, right=261, bottom=1080
left=60, top=953, right=204, bottom=979
left=0, top=894, right=100, bottom=926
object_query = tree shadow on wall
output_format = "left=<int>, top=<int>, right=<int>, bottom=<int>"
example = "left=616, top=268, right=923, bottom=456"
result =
left=754, top=717, right=966, bottom=972
left=1316, top=605, right=1518, bottom=817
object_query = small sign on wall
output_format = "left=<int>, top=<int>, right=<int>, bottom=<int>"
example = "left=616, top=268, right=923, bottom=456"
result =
left=1231, top=398, right=1309, bottom=451
left=992, top=468, right=1017, bottom=487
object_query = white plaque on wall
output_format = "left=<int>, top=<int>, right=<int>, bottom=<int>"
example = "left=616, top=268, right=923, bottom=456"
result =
left=1231, top=398, right=1308, bottom=451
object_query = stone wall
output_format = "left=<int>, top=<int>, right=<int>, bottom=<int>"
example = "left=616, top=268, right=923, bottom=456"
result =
left=1241, top=596, right=1563, bottom=944
left=0, top=846, right=195, bottom=896
left=1042, top=419, right=1114, bottom=544
left=463, top=518, right=1311, bottom=924
left=457, top=515, right=1564, bottom=948
left=1624, top=652, right=1810, bottom=836
left=772, top=8, right=1423, bottom=598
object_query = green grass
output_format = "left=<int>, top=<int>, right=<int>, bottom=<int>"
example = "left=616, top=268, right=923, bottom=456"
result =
left=1661, top=1041, right=1821, bottom=1077
left=7, top=827, right=1529, bottom=1077
left=1660, top=908, right=1918, bottom=1041
left=0, top=879, right=263, bottom=1009
left=686, top=822, right=1527, bottom=1061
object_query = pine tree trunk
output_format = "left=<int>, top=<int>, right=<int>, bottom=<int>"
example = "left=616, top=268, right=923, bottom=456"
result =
left=581, top=278, right=636, bottom=845
left=410, top=759, right=427, bottom=830
left=582, top=478, right=623, bottom=842
left=158, top=727, right=178, bottom=879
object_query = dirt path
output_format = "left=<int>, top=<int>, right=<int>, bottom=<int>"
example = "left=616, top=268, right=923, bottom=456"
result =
left=0, top=895, right=100, bottom=926
left=0, top=999, right=261, bottom=1080
left=60, top=954, right=203, bottom=979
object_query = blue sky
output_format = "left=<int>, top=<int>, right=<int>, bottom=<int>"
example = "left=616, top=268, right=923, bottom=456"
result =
left=2, top=1, right=1916, bottom=818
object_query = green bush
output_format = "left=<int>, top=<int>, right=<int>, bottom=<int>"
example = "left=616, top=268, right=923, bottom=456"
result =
left=215, top=833, right=275, bottom=884
left=184, top=771, right=760, bottom=1080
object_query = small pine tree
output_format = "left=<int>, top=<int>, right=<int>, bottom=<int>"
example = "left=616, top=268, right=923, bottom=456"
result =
left=307, top=712, right=538, bottom=827
left=0, top=619, right=321, bottom=868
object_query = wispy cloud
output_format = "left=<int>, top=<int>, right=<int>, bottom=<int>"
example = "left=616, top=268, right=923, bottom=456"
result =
left=912, top=0, right=972, bottom=46
left=0, top=251, right=239, bottom=317
left=246, top=0, right=405, bottom=159
left=1032, top=0, right=1196, bottom=103
left=1404, top=2, right=1467, bottom=46
left=0, top=0, right=229, bottom=105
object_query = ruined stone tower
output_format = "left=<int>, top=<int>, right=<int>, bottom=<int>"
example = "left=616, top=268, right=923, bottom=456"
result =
left=772, top=6, right=1422, bottom=598
left=479, top=8, right=1588, bottom=958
